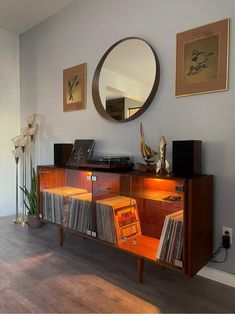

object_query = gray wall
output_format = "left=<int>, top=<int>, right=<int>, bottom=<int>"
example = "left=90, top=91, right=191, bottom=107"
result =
left=0, top=28, right=20, bottom=216
left=20, top=0, right=235, bottom=274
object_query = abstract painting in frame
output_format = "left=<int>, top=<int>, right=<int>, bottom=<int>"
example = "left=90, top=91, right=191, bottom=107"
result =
left=175, top=19, right=229, bottom=97
left=63, top=63, right=87, bottom=112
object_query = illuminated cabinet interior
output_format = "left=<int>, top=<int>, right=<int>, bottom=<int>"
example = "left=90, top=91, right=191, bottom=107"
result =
left=38, top=165, right=213, bottom=282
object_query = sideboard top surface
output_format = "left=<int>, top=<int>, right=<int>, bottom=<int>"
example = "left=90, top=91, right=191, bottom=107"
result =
left=37, top=164, right=212, bottom=181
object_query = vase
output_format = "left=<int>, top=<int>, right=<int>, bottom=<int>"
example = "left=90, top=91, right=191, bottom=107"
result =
left=27, top=215, right=42, bottom=228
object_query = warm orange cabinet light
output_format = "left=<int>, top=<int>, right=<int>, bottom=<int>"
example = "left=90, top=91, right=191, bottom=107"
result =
left=38, top=165, right=213, bottom=282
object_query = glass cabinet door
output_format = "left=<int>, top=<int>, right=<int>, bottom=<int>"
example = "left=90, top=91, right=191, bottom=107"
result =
left=39, top=167, right=66, bottom=224
left=92, top=172, right=137, bottom=253
left=65, top=169, right=92, bottom=232
left=39, top=167, right=185, bottom=268
left=130, top=176, right=185, bottom=266
left=39, top=167, right=92, bottom=229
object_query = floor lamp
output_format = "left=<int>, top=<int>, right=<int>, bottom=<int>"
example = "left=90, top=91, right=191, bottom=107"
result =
left=20, top=135, right=28, bottom=223
left=28, top=125, right=38, bottom=176
left=12, top=147, right=22, bottom=224
left=25, top=114, right=35, bottom=129
left=25, top=114, right=36, bottom=176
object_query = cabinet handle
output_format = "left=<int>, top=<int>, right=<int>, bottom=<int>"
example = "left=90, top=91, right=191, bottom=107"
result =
left=132, top=238, right=137, bottom=246
left=175, top=185, right=184, bottom=192
left=87, top=175, right=98, bottom=181
left=122, top=236, right=128, bottom=243
left=40, top=170, right=51, bottom=175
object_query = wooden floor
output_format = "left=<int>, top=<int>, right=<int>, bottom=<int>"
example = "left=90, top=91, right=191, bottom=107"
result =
left=0, top=216, right=234, bottom=313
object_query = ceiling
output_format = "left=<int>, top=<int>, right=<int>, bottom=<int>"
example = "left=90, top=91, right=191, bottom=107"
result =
left=0, top=0, right=76, bottom=34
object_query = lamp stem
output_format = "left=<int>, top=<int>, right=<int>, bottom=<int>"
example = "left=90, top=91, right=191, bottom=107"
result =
left=24, top=151, right=27, bottom=221
left=22, top=149, right=27, bottom=222
left=16, top=159, right=18, bottom=219
left=14, top=158, right=21, bottom=224
left=30, top=138, right=33, bottom=177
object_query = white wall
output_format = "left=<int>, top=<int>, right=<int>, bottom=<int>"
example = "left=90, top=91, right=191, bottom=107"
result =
left=0, top=28, right=20, bottom=217
left=20, top=0, right=235, bottom=274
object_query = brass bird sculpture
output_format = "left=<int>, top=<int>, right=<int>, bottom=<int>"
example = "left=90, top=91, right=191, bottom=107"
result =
left=138, top=123, right=158, bottom=172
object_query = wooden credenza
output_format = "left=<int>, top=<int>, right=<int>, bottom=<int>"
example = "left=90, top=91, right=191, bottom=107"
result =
left=37, top=165, right=213, bottom=282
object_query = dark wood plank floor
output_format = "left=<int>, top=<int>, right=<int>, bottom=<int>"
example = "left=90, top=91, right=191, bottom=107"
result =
left=0, top=216, right=234, bottom=313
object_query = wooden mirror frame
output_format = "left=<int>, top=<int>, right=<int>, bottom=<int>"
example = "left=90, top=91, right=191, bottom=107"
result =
left=92, top=37, right=160, bottom=123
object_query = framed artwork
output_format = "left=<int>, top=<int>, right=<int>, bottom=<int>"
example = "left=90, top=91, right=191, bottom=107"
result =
left=175, top=19, right=229, bottom=97
left=63, top=63, right=87, bottom=112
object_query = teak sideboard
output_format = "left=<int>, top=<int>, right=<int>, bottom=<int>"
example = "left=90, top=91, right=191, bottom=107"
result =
left=37, top=165, right=213, bottom=282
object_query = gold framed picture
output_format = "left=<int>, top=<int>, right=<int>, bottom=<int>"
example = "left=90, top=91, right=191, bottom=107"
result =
left=63, top=63, right=87, bottom=112
left=175, top=19, right=229, bottom=97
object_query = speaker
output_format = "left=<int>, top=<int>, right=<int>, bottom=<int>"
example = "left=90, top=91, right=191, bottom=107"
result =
left=172, top=140, right=202, bottom=176
left=54, top=143, right=73, bottom=166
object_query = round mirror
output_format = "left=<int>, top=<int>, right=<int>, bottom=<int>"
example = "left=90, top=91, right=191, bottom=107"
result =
left=92, top=37, right=160, bottom=122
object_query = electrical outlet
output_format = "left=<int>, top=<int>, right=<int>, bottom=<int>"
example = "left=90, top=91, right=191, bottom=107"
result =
left=222, top=226, right=233, bottom=245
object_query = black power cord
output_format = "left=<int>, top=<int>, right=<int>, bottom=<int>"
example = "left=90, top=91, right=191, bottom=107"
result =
left=211, top=232, right=230, bottom=263
left=212, top=245, right=228, bottom=263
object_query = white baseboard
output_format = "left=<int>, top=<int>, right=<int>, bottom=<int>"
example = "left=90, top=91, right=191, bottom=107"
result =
left=197, top=266, right=235, bottom=288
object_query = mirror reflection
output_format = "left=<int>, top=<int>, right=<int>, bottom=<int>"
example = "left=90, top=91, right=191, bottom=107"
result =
left=92, top=37, right=160, bottom=122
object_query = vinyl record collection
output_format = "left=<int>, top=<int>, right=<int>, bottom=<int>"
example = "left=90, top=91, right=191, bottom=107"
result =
left=42, top=186, right=87, bottom=225
left=42, top=187, right=183, bottom=265
left=96, top=196, right=140, bottom=244
left=156, top=210, right=184, bottom=267
left=67, top=193, right=94, bottom=234
left=42, top=188, right=141, bottom=245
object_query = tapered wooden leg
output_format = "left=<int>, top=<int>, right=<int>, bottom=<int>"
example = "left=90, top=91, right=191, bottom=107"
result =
left=57, top=226, right=64, bottom=246
left=137, top=257, right=144, bottom=283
